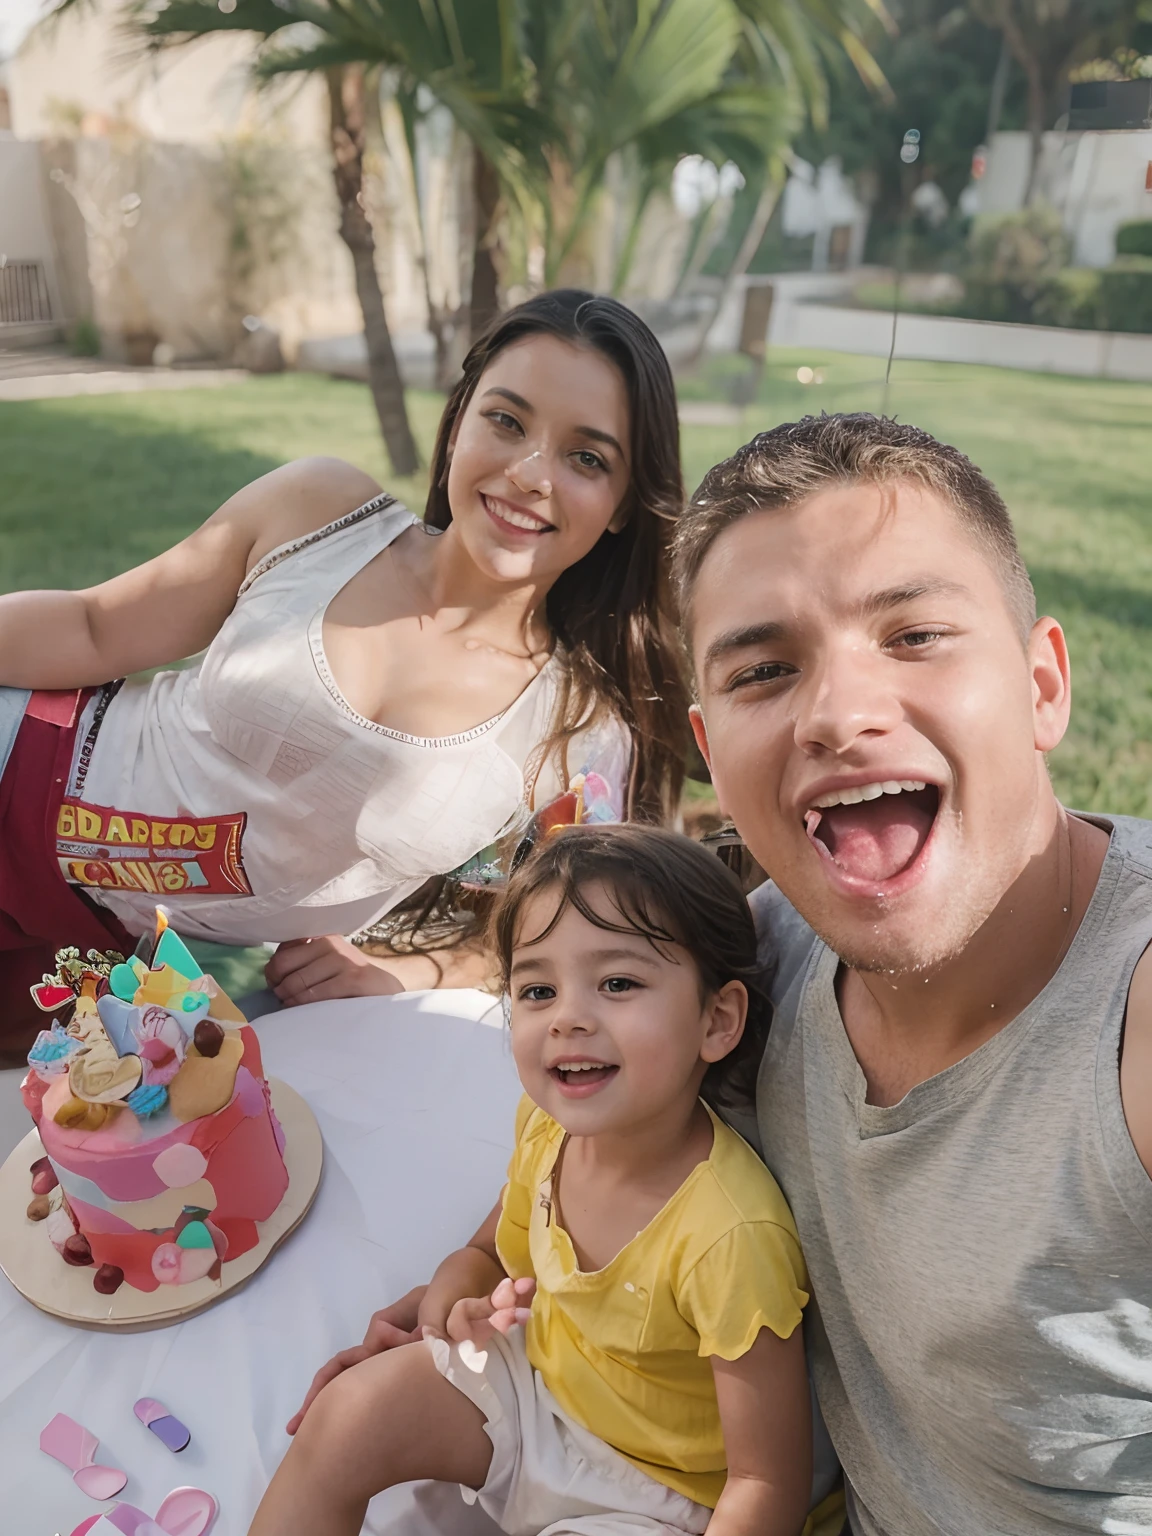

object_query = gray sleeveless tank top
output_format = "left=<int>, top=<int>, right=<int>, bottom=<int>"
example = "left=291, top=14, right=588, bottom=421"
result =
left=750, top=813, right=1152, bottom=1535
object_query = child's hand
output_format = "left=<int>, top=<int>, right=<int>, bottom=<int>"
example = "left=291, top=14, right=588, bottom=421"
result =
left=286, top=1301, right=421, bottom=1435
left=437, top=1277, right=536, bottom=1347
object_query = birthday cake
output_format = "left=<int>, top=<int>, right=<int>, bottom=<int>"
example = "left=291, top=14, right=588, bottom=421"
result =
left=19, top=913, right=289, bottom=1298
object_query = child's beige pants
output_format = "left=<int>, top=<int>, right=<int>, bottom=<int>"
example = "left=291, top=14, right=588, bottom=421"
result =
left=425, top=1330, right=712, bottom=1536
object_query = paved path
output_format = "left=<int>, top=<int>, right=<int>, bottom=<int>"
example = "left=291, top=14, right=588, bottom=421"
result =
left=0, top=347, right=247, bottom=401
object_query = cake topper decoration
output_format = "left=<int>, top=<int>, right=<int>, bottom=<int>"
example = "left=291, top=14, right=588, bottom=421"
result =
left=30, top=947, right=124, bottom=1016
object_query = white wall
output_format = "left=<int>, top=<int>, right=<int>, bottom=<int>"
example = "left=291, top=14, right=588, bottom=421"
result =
left=770, top=298, right=1152, bottom=382
left=976, top=128, right=1152, bottom=267
left=0, top=136, right=62, bottom=313
left=9, top=2, right=328, bottom=146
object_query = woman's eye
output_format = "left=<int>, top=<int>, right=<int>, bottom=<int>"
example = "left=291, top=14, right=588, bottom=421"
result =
left=573, top=449, right=607, bottom=472
left=602, top=976, right=637, bottom=993
left=486, top=409, right=522, bottom=434
left=519, top=984, right=555, bottom=1002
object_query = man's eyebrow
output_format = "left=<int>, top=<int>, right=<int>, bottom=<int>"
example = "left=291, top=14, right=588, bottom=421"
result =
left=856, top=578, right=972, bottom=617
left=702, top=620, right=788, bottom=671
left=480, top=387, right=623, bottom=457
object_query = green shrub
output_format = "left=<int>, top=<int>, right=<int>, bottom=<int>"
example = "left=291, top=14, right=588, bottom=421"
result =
left=962, top=206, right=1071, bottom=323
left=1099, top=256, right=1152, bottom=333
left=1033, top=268, right=1104, bottom=330
left=1115, top=220, right=1152, bottom=259
left=71, top=317, right=100, bottom=357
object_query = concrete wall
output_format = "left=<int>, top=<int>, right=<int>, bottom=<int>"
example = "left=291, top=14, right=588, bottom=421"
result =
left=770, top=297, right=1152, bottom=382
left=36, top=135, right=381, bottom=363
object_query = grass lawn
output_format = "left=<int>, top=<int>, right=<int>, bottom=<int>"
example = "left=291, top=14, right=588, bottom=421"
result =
left=3, top=350, right=1151, bottom=823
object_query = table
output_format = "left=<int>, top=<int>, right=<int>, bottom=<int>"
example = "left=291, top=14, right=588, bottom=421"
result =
left=0, top=989, right=522, bottom=1536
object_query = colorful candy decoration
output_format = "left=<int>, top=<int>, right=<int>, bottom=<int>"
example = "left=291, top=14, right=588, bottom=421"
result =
left=28, top=1022, right=83, bottom=1075
left=126, top=1082, right=169, bottom=1117
left=451, top=740, right=628, bottom=890
left=134, top=1397, right=192, bottom=1454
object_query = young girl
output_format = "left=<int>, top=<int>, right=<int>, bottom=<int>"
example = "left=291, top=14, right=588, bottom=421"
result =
left=252, top=826, right=814, bottom=1536
left=0, top=291, right=689, bottom=1051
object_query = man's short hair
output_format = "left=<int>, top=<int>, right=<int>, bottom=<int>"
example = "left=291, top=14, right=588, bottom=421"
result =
left=674, top=413, right=1037, bottom=643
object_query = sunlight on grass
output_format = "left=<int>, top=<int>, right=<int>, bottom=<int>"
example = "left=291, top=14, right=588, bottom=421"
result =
left=2, top=352, right=1150, bottom=817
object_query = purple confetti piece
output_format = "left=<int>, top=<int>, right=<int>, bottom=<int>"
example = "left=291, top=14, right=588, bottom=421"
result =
left=134, top=1397, right=191, bottom=1452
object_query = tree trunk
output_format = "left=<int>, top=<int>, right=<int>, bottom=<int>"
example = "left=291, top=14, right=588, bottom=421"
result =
left=986, top=6, right=1047, bottom=206
left=1021, top=51, right=1046, bottom=204
left=326, top=66, right=419, bottom=477
left=469, top=149, right=501, bottom=343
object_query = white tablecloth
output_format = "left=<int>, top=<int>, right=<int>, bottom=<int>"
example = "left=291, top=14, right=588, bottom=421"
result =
left=0, top=989, right=521, bottom=1536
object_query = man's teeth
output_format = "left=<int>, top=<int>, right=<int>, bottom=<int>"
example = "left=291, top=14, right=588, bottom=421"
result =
left=492, top=499, right=550, bottom=532
left=810, top=779, right=926, bottom=809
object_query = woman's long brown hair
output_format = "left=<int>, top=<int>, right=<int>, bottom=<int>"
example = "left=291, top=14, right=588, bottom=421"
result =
left=425, top=288, right=690, bottom=823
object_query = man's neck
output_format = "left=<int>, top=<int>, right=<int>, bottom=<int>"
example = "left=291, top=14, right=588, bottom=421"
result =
left=837, top=808, right=1112, bottom=1107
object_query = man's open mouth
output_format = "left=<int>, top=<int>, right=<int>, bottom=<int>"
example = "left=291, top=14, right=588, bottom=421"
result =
left=803, top=779, right=940, bottom=887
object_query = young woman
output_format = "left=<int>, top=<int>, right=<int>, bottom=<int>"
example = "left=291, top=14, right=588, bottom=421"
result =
left=253, top=826, right=815, bottom=1536
left=0, top=291, right=689, bottom=1052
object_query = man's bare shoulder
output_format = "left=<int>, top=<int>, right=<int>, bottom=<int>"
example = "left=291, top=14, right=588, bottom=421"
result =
left=1120, top=941, right=1152, bottom=1177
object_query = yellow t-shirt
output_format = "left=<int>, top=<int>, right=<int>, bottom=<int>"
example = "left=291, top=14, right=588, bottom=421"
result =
left=495, top=1096, right=809, bottom=1508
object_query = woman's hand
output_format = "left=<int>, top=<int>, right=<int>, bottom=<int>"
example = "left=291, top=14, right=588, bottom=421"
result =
left=286, top=1287, right=427, bottom=1435
left=265, top=936, right=405, bottom=1006
left=440, top=1277, right=536, bottom=1347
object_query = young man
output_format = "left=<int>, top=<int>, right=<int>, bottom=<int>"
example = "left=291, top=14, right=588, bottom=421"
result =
left=679, top=413, right=1152, bottom=1534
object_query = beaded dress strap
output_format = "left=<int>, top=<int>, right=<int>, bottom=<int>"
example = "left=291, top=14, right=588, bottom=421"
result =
left=236, top=493, right=400, bottom=597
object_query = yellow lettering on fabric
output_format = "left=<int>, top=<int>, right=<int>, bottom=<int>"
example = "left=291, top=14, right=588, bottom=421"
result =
left=57, top=799, right=252, bottom=897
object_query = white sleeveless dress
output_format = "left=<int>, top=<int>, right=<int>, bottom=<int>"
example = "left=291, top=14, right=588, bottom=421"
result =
left=64, top=495, right=628, bottom=946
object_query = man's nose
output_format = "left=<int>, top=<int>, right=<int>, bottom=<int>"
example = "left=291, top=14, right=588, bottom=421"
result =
left=792, top=645, right=903, bottom=756
left=508, top=447, right=553, bottom=497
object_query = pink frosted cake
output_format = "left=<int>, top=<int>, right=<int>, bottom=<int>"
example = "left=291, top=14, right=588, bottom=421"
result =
left=20, top=913, right=289, bottom=1297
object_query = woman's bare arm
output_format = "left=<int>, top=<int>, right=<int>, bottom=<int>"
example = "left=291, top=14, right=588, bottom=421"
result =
left=0, top=457, right=381, bottom=689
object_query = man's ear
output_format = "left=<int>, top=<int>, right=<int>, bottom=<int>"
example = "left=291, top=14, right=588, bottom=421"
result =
left=689, top=705, right=712, bottom=772
left=1030, top=616, right=1071, bottom=754
left=700, top=980, right=747, bottom=1065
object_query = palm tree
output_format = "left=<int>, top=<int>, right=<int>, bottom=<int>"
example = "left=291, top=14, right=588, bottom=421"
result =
left=247, top=0, right=888, bottom=322
left=251, top=0, right=552, bottom=344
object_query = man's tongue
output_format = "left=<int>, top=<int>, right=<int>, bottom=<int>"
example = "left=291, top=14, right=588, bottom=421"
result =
left=809, top=789, right=936, bottom=883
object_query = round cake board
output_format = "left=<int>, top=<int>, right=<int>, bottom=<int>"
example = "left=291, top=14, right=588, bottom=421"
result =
left=0, top=1079, right=322, bottom=1331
